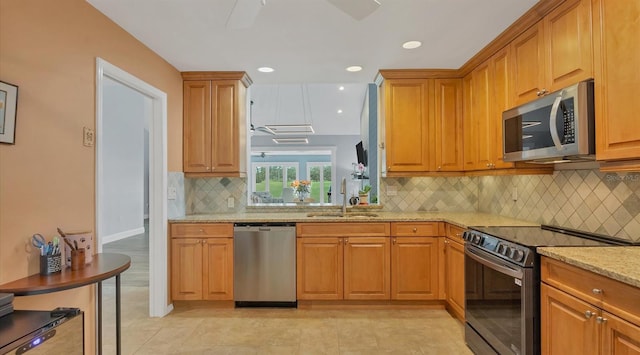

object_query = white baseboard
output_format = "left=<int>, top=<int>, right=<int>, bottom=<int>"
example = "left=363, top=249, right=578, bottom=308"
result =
left=103, top=226, right=146, bottom=244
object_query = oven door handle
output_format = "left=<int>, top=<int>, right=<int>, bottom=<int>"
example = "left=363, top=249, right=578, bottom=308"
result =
left=466, top=246, right=524, bottom=279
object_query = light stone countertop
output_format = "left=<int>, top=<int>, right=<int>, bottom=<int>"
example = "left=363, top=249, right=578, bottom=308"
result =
left=538, top=246, right=640, bottom=288
left=170, top=211, right=539, bottom=229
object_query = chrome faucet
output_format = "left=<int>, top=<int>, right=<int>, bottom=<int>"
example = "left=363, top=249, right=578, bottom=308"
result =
left=341, top=177, right=347, bottom=215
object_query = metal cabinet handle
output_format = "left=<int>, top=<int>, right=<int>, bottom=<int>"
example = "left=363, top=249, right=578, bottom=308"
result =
left=592, top=288, right=603, bottom=295
left=584, top=310, right=595, bottom=319
left=596, top=316, right=607, bottom=324
left=412, top=228, right=417, bottom=232
left=206, top=167, right=211, bottom=171
left=437, top=166, right=441, bottom=170
left=393, top=238, right=397, bottom=245
left=344, top=238, right=349, bottom=245
left=455, top=233, right=462, bottom=237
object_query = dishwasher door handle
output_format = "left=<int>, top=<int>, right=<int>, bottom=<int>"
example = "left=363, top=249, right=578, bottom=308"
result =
left=258, top=228, right=271, bottom=232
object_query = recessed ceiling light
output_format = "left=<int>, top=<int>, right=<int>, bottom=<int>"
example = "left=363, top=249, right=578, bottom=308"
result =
left=337, top=109, right=343, bottom=114
left=257, top=67, right=274, bottom=73
left=346, top=66, right=362, bottom=72
left=339, top=86, right=345, bottom=91
left=402, top=41, right=422, bottom=49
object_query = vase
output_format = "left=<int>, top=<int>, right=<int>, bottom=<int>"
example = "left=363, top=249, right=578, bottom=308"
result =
left=297, top=191, right=309, bottom=202
left=359, top=193, right=369, bottom=205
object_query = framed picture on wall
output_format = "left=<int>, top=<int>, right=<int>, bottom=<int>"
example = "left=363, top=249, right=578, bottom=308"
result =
left=0, top=81, right=18, bottom=144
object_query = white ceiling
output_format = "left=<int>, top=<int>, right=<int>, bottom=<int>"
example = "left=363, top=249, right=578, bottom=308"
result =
left=87, top=0, right=538, bottom=135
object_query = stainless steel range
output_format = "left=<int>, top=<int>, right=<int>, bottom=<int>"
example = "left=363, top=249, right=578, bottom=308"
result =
left=462, top=225, right=632, bottom=355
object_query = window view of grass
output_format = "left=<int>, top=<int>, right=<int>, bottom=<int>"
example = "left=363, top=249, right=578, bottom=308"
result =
left=254, top=163, right=332, bottom=203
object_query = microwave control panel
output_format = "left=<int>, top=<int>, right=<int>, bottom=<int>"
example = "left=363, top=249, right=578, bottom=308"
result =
left=561, top=100, right=576, bottom=144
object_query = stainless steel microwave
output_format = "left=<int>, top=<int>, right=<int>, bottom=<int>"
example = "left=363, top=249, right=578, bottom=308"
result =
left=502, top=80, right=595, bottom=163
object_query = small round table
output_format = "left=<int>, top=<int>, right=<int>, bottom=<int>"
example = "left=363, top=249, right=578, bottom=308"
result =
left=0, top=253, right=131, bottom=355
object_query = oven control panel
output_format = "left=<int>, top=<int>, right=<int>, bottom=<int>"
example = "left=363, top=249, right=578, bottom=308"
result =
left=462, top=230, right=533, bottom=267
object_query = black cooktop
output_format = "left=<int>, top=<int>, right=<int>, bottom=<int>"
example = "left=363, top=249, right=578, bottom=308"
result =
left=469, top=225, right=633, bottom=248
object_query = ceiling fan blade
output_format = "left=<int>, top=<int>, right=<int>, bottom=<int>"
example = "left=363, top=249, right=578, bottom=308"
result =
left=326, top=0, right=381, bottom=20
left=226, top=0, right=265, bottom=29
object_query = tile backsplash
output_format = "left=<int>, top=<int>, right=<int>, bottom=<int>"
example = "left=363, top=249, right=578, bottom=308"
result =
left=381, top=177, right=478, bottom=212
left=186, top=177, right=248, bottom=214
left=184, top=170, right=640, bottom=242
left=478, top=171, right=640, bottom=242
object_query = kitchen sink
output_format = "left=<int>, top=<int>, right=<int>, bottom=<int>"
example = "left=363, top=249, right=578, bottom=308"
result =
left=306, top=212, right=345, bottom=217
left=306, top=212, right=379, bottom=218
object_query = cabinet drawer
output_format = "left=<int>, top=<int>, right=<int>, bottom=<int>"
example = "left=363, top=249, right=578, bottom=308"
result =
left=391, top=222, right=443, bottom=236
left=297, top=223, right=390, bottom=237
left=171, top=223, right=233, bottom=238
left=541, top=257, right=640, bottom=326
left=446, top=223, right=465, bottom=243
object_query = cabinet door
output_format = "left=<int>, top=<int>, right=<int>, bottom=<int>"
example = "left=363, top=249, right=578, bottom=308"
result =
left=391, top=237, right=439, bottom=300
left=472, top=62, right=493, bottom=170
left=211, top=80, right=240, bottom=173
left=434, top=79, right=463, bottom=172
left=511, top=22, right=545, bottom=105
left=544, top=0, right=593, bottom=92
left=344, top=237, right=390, bottom=300
left=445, top=238, right=465, bottom=320
left=491, top=48, right=514, bottom=169
left=462, top=74, right=476, bottom=170
left=384, top=79, right=433, bottom=173
left=602, top=311, right=640, bottom=355
left=202, top=238, right=234, bottom=300
left=183, top=81, right=212, bottom=173
left=593, top=0, right=640, bottom=162
left=171, top=238, right=203, bottom=300
left=541, top=283, right=599, bottom=355
left=296, top=237, right=343, bottom=300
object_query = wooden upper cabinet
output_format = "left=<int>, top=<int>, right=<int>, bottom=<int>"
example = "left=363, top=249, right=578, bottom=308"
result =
left=512, top=0, right=593, bottom=106
left=593, top=0, right=640, bottom=164
left=211, top=80, right=243, bottom=173
left=434, top=79, right=463, bottom=172
left=182, top=72, right=250, bottom=176
left=491, top=48, right=514, bottom=169
left=511, top=22, right=546, bottom=106
left=183, top=81, right=212, bottom=173
left=384, top=79, right=433, bottom=173
left=471, top=62, right=493, bottom=170
left=462, top=74, right=476, bottom=170
left=544, top=0, right=593, bottom=92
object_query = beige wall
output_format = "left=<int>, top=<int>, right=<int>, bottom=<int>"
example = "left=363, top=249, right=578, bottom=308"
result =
left=0, top=0, right=183, bottom=351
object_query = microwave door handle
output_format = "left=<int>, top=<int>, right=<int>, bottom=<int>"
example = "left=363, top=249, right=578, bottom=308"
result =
left=549, top=90, right=565, bottom=151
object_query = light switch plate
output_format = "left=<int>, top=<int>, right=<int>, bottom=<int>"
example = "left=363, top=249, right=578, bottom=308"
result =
left=83, top=127, right=94, bottom=147
left=386, top=185, right=397, bottom=196
left=227, top=197, right=235, bottom=208
left=168, top=187, right=177, bottom=200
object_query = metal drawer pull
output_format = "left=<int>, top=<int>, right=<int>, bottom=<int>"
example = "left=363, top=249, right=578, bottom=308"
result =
left=592, top=288, right=603, bottom=295
left=596, top=316, right=607, bottom=324
left=412, top=228, right=417, bottom=232
left=584, top=310, right=594, bottom=319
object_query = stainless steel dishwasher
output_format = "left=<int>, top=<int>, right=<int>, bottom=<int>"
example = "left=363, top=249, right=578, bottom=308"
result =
left=233, top=223, right=296, bottom=307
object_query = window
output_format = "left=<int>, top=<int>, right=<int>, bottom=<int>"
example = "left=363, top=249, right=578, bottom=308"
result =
left=252, top=163, right=298, bottom=200
left=307, top=162, right=332, bottom=203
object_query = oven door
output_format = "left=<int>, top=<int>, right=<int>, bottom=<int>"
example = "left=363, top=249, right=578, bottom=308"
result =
left=464, top=245, right=536, bottom=355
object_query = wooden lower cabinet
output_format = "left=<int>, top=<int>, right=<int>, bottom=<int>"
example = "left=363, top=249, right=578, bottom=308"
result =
left=344, top=237, right=390, bottom=300
left=541, top=283, right=599, bottom=355
left=296, top=236, right=390, bottom=300
left=541, top=257, right=640, bottom=355
left=444, top=237, right=465, bottom=319
left=170, top=223, right=234, bottom=301
left=296, top=237, right=344, bottom=300
left=391, top=236, right=440, bottom=300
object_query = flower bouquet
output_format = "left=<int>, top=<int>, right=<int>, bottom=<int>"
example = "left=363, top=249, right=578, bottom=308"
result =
left=291, top=180, right=311, bottom=202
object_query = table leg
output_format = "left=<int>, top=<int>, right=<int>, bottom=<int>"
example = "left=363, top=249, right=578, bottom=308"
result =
left=116, top=274, right=121, bottom=355
left=98, top=281, right=102, bottom=355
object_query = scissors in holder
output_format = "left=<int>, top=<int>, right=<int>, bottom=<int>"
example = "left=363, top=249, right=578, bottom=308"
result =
left=31, top=234, right=47, bottom=255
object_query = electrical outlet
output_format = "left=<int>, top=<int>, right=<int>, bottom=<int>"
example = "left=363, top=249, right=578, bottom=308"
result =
left=386, top=185, right=397, bottom=196
left=83, top=127, right=94, bottom=147
left=512, top=187, right=518, bottom=201
left=227, top=197, right=235, bottom=208
left=168, top=187, right=177, bottom=200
